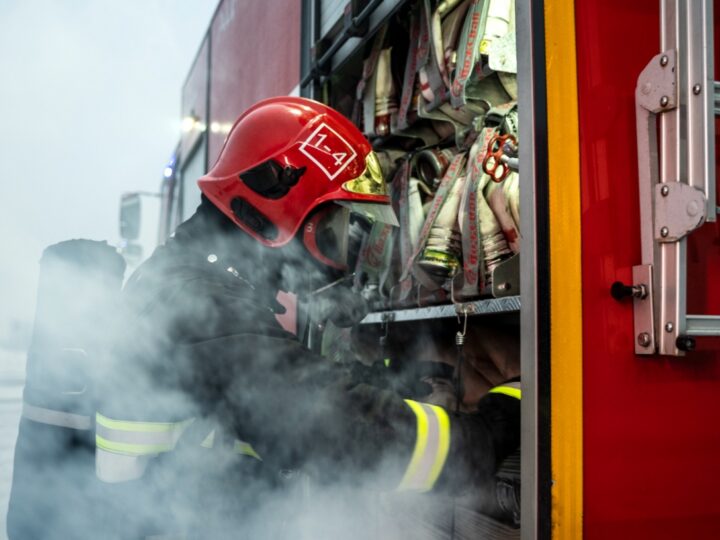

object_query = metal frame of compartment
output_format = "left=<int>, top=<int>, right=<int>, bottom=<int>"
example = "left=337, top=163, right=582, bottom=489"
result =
left=300, top=2, right=551, bottom=539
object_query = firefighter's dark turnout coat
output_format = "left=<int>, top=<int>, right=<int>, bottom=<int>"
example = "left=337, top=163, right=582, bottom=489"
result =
left=95, top=199, right=521, bottom=538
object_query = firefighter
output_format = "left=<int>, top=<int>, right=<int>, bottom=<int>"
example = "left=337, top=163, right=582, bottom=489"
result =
left=94, top=97, right=520, bottom=538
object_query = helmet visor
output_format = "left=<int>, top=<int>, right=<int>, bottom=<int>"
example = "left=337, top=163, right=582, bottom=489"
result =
left=341, top=152, right=388, bottom=197
left=339, top=152, right=398, bottom=226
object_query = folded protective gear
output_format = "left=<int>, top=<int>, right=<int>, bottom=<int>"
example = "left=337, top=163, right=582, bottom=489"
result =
left=374, top=48, right=398, bottom=135
left=480, top=0, right=514, bottom=54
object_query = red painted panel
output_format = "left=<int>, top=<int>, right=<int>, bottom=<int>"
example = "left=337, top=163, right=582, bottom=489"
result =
left=576, top=1, right=720, bottom=538
left=208, top=0, right=301, bottom=167
left=180, top=38, right=209, bottom=160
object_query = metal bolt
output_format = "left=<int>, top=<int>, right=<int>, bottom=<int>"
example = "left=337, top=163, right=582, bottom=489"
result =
left=207, top=254, right=218, bottom=263
left=665, top=322, right=674, bottom=333
left=660, top=226, right=669, bottom=237
left=660, top=95, right=669, bottom=107
left=693, top=83, right=702, bottom=95
left=660, top=55, right=668, bottom=67
left=660, top=185, right=670, bottom=196
left=637, top=332, right=652, bottom=348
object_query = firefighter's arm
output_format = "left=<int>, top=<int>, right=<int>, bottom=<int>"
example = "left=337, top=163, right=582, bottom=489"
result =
left=175, top=333, right=519, bottom=497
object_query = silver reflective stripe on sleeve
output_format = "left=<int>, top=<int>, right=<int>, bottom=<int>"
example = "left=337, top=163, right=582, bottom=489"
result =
left=95, top=413, right=194, bottom=483
left=488, top=381, right=522, bottom=400
left=22, top=402, right=91, bottom=430
left=397, top=400, right=451, bottom=492
left=96, top=448, right=151, bottom=483
left=95, top=413, right=194, bottom=454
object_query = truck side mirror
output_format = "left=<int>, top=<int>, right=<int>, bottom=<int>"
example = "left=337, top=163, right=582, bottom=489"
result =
left=119, top=193, right=141, bottom=241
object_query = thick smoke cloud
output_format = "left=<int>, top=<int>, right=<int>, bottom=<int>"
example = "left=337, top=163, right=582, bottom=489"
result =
left=7, top=222, right=520, bottom=539
left=0, top=2, right=215, bottom=537
left=0, top=0, right=215, bottom=335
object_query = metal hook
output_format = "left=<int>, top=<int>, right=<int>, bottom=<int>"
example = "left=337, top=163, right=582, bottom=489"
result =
left=456, top=309, right=468, bottom=346
left=380, top=313, right=392, bottom=367
left=453, top=308, right=468, bottom=414
left=380, top=318, right=390, bottom=340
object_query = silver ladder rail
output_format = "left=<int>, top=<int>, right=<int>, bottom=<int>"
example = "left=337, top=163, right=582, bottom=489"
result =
left=632, top=0, right=716, bottom=355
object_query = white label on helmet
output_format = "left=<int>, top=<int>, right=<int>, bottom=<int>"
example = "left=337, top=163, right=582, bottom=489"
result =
left=299, top=122, right=358, bottom=181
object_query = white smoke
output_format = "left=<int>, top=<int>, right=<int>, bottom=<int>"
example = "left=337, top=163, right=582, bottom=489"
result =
left=5, top=227, right=521, bottom=539
left=0, top=2, right=216, bottom=537
left=0, top=0, right=216, bottom=334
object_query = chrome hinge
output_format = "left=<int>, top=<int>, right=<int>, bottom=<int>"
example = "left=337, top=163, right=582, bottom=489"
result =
left=653, top=182, right=707, bottom=242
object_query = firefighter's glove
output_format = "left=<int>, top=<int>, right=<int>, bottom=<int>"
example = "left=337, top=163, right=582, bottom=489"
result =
left=440, top=386, right=521, bottom=501
left=313, top=284, right=370, bottom=328
left=347, top=360, right=444, bottom=399
left=388, top=360, right=453, bottom=399
left=347, top=361, right=393, bottom=390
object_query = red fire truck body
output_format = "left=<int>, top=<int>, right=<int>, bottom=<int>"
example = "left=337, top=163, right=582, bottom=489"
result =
left=164, top=0, right=301, bottom=238
left=577, top=2, right=720, bottom=538
left=151, top=1, right=720, bottom=538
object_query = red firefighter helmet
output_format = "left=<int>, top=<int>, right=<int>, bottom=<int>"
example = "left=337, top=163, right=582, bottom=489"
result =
left=198, top=97, right=396, bottom=269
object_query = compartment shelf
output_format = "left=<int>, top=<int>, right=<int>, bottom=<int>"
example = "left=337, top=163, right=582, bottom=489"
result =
left=360, top=295, right=521, bottom=324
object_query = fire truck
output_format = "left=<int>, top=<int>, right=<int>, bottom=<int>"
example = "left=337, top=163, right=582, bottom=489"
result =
left=118, top=0, right=720, bottom=538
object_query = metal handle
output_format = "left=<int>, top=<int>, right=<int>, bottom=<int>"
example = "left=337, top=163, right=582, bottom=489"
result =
left=632, top=0, right=716, bottom=356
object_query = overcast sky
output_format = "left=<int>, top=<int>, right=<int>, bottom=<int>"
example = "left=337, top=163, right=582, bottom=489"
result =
left=0, top=0, right=218, bottom=330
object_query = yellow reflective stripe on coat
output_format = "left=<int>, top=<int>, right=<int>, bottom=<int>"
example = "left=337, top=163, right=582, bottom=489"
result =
left=96, top=413, right=192, bottom=433
left=95, top=436, right=175, bottom=456
left=201, top=429, right=262, bottom=460
left=95, top=413, right=193, bottom=456
left=397, top=400, right=450, bottom=492
left=488, top=381, right=522, bottom=400
left=233, top=440, right=262, bottom=461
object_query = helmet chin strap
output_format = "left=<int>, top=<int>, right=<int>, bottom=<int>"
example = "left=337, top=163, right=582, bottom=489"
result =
left=301, top=205, right=350, bottom=272
left=302, top=226, right=347, bottom=270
